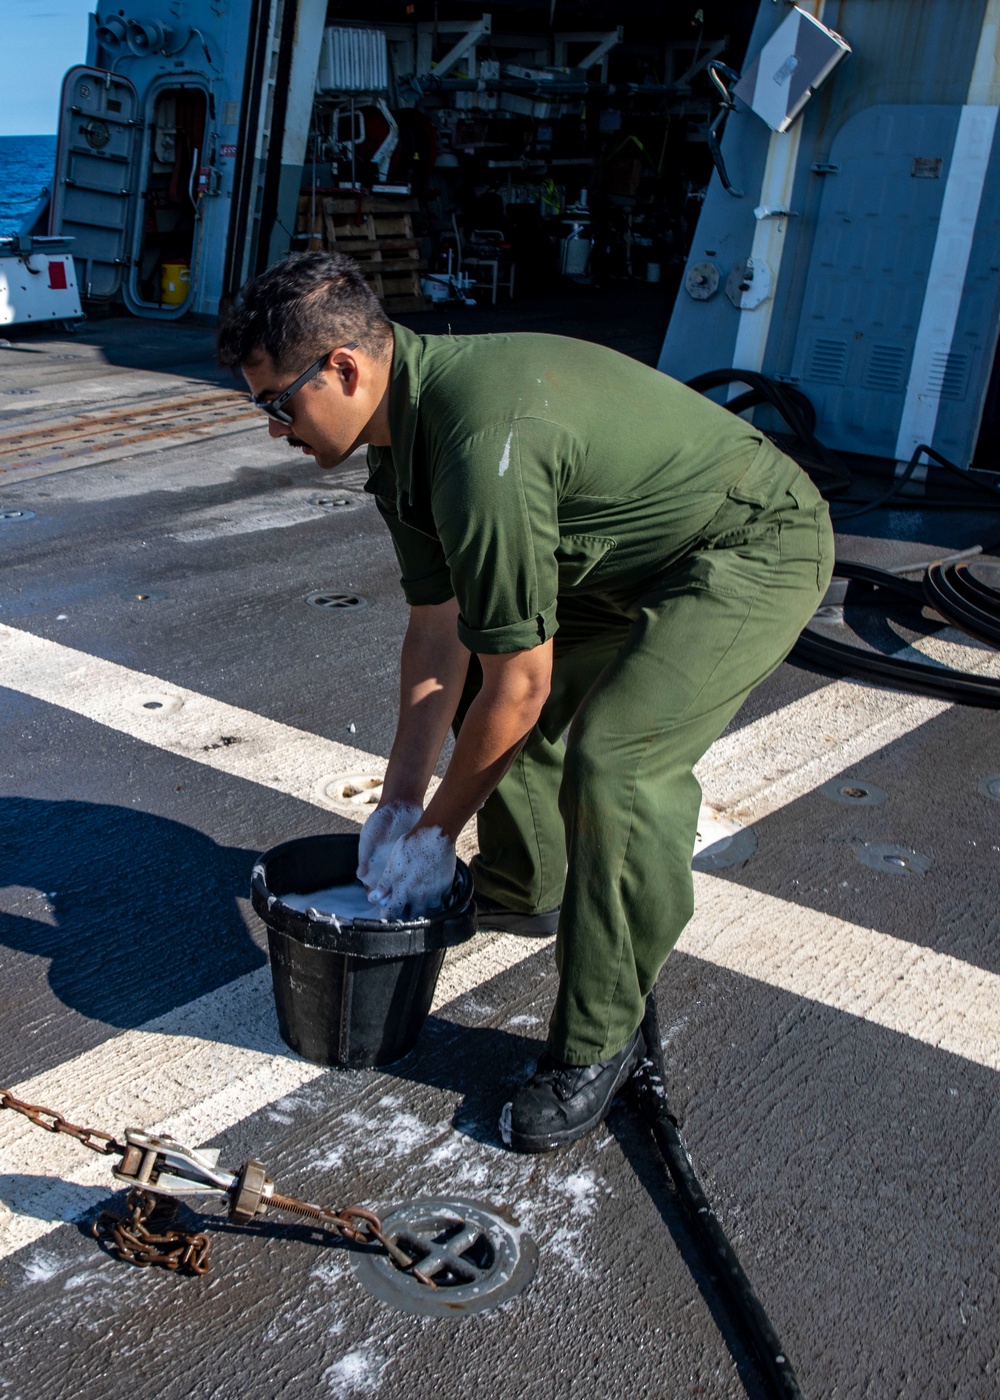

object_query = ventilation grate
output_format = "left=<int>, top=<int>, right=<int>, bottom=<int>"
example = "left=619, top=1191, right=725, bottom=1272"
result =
left=864, top=345, right=907, bottom=391
left=807, top=337, right=848, bottom=384
left=317, top=27, right=389, bottom=93
left=925, top=350, right=969, bottom=400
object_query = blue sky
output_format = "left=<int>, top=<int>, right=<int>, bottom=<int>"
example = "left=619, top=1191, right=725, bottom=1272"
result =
left=2, top=1, right=96, bottom=136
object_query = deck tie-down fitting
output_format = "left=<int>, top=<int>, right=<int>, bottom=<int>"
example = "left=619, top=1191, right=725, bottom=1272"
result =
left=108, top=1128, right=435, bottom=1281
left=0, top=1090, right=437, bottom=1285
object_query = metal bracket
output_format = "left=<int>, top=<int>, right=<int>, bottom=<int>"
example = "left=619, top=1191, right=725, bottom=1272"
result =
left=726, top=258, right=772, bottom=310
left=113, top=1130, right=277, bottom=1218
left=417, top=15, right=492, bottom=79
left=553, top=28, right=623, bottom=80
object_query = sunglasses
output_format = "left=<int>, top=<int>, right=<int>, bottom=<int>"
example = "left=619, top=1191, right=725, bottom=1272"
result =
left=250, top=343, right=359, bottom=425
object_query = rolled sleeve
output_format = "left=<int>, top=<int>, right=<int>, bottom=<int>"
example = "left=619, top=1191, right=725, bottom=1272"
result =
left=456, top=602, right=558, bottom=654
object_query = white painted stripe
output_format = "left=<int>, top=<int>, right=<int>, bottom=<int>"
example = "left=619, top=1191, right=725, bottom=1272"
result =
left=4, top=884, right=999, bottom=1262
left=699, top=625, right=1000, bottom=817
left=727, top=2, right=824, bottom=386
left=2, top=622, right=999, bottom=1263
left=5, top=619, right=993, bottom=841
left=893, top=102, right=999, bottom=463
left=0, top=623, right=385, bottom=814
left=686, top=879, right=1000, bottom=1071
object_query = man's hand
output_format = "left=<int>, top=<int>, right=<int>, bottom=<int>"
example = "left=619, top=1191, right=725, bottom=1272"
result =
left=368, top=826, right=457, bottom=919
left=356, top=799, right=423, bottom=890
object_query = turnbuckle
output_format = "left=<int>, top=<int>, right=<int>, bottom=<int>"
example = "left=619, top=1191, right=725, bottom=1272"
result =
left=113, top=1129, right=275, bottom=1223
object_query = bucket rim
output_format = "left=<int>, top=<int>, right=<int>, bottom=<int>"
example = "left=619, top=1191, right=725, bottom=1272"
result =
left=250, top=832, right=476, bottom=955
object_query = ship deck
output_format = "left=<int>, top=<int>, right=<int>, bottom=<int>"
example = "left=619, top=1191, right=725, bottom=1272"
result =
left=1, top=283, right=999, bottom=1400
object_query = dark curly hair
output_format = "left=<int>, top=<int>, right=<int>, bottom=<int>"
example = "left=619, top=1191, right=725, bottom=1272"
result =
left=217, top=251, right=393, bottom=372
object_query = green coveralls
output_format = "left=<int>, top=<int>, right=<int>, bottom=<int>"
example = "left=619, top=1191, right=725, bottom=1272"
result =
left=366, top=325, right=834, bottom=1065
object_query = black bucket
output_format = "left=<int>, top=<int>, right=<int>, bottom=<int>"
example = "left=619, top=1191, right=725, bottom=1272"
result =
left=251, top=833, right=476, bottom=1068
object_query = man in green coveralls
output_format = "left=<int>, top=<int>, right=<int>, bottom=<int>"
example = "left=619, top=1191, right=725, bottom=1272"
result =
left=219, top=252, right=834, bottom=1153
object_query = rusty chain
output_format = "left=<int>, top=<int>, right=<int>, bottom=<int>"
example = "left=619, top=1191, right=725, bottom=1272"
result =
left=92, top=1190, right=212, bottom=1275
left=0, top=1086, right=124, bottom=1156
left=1, top=1086, right=433, bottom=1284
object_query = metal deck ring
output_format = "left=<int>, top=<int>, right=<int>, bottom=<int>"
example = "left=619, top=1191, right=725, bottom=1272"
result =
left=351, top=1197, right=538, bottom=1317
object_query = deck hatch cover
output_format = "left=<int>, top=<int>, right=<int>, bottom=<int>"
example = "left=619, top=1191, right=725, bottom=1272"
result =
left=50, top=67, right=141, bottom=301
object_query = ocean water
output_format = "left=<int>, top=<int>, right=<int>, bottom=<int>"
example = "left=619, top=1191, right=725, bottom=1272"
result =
left=0, top=135, right=58, bottom=236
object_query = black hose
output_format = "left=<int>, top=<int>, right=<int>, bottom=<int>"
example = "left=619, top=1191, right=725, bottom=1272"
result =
left=829, top=448, right=924, bottom=522
left=684, top=369, right=852, bottom=497
left=790, top=560, right=1000, bottom=704
left=791, top=628, right=1000, bottom=707
left=831, top=444, right=1000, bottom=521
left=922, top=562, right=1000, bottom=649
left=630, top=995, right=806, bottom=1400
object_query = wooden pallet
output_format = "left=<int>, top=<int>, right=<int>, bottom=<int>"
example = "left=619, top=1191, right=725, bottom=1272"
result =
left=296, top=195, right=429, bottom=311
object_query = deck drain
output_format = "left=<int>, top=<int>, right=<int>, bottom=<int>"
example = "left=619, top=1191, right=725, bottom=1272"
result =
left=979, top=776, right=1000, bottom=803
left=305, top=590, right=368, bottom=610
left=351, top=1197, right=537, bottom=1318
left=820, top=779, right=888, bottom=806
left=311, top=495, right=355, bottom=510
left=0, top=509, right=35, bottom=523
left=318, top=772, right=384, bottom=807
left=691, top=803, right=757, bottom=872
left=855, top=843, right=932, bottom=877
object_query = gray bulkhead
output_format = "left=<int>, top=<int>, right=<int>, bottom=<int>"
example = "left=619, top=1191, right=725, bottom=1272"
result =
left=50, top=1, right=326, bottom=321
left=659, top=0, right=1000, bottom=470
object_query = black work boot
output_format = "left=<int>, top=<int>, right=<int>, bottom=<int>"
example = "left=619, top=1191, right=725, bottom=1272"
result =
left=474, top=894, right=560, bottom=938
left=499, top=1029, right=644, bottom=1153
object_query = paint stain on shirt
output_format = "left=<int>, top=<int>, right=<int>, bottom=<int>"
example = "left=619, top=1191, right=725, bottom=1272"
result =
left=499, top=427, right=513, bottom=477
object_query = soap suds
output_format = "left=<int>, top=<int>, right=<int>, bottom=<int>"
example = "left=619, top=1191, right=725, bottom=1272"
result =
left=280, top=880, right=375, bottom=922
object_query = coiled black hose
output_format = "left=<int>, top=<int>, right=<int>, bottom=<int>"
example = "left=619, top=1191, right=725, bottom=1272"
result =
left=684, top=370, right=1000, bottom=516
left=791, top=561, right=1000, bottom=708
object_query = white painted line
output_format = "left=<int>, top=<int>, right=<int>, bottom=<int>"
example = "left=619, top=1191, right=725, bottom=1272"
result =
left=0, top=623, right=386, bottom=813
left=2, top=623, right=998, bottom=1263
left=696, top=682, right=949, bottom=820
left=5, top=622, right=992, bottom=827
left=4, top=887, right=999, bottom=1264
left=697, top=629, right=1000, bottom=819
left=894, top=101, right=999, bottom=462
left=687, top=878, right=1000, bottom=1073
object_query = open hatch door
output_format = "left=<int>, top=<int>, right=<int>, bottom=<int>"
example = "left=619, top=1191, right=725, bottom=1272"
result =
left=49, top=66, right=141, bottom=300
